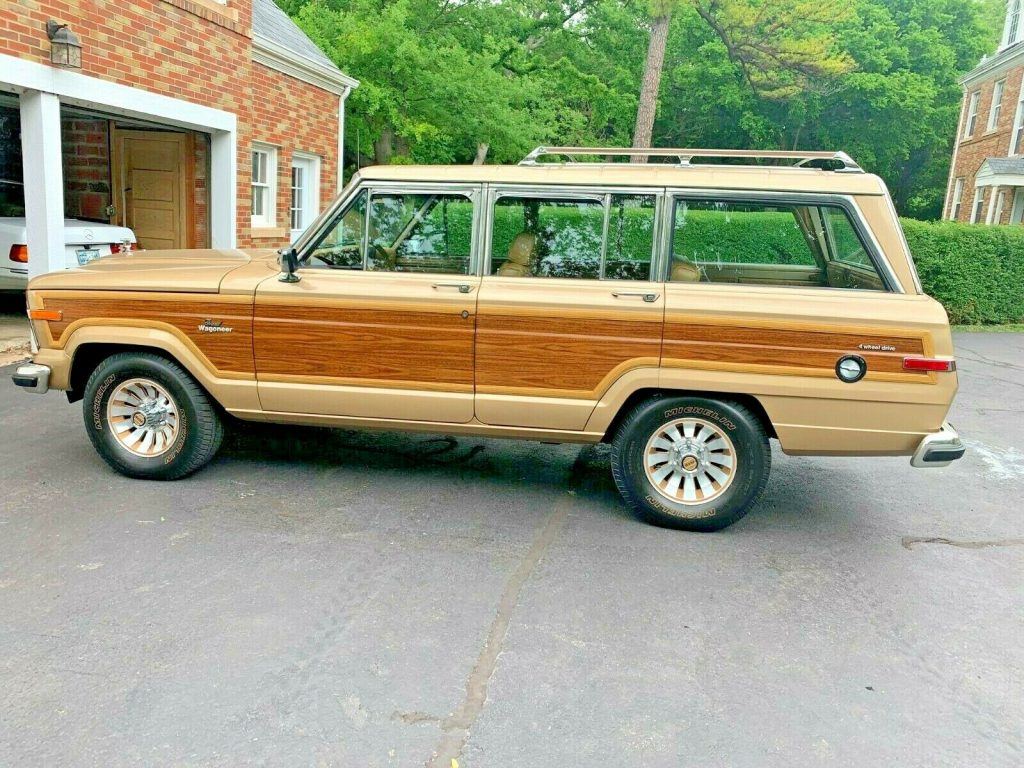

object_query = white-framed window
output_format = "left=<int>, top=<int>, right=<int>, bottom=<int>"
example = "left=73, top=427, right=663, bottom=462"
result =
left=251, top=143, right=277, bottom=228
left=989, top=79, right=1007, bottom=131
left=950, top=178, right=965, bottom=220
left=965, top=91, right=981, bottom=138
left=971, top=186, right=987, bottom=223
left=290, top=152, right=321, bottom=242
left=1005, top=0, right=1022, bottom=48
left=1011, top=75, right=1024, bottom=155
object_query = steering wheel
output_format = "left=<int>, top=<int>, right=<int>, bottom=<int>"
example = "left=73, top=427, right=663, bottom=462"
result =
left=371, top=242, right=396, bottom=269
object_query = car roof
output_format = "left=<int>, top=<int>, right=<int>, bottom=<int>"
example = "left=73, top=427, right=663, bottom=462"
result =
left=354, top=163, right=889, bottom=196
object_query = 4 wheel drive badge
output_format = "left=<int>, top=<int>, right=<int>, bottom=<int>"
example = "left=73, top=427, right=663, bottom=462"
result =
left=197, top=319, right=232, bottom=333
left=858, top=342, right=896, bottom=352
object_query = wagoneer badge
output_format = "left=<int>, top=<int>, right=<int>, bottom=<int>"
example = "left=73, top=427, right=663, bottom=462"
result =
left=197, top=319, right=232, bottom=334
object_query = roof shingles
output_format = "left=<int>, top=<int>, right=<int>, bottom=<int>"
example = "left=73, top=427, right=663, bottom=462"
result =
left=252, top=0, right=341, bottom=74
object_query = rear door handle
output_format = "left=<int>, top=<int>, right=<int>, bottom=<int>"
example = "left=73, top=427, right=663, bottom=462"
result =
left=433, top=282, right=473, bottom=294
left=612, top=291, right=659, bottom=302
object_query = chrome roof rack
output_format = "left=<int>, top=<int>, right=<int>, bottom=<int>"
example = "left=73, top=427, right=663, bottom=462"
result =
left=519, top=146, right=863, bottom=173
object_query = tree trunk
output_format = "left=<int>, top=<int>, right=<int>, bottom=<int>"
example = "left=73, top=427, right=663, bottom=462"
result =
left=473, top=142, right=489, bottom=165
left=373, top=126, right=394, bottom=165
left=632, top=12, right=671, bottom=163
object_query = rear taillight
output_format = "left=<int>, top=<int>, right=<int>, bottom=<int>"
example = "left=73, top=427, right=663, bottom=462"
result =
left=9, top=244, right=28, bottom=263
left=110, top=241, right=139, bottom=254
left=903, top=357, right=956, bottom=372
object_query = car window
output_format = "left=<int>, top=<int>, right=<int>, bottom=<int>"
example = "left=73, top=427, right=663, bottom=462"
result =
left=669, top=197, right=887, bottom=291
left=367, top=193, right=472, bottom=275
left=490, top=193, right=656, bottom=280
left=306, top=189, right=366, bottom=269
left=825, top=207, right=874, bottom=269
left=304, top=190, right=473, bottom=275
left=605, top=195, right=656, bottom=280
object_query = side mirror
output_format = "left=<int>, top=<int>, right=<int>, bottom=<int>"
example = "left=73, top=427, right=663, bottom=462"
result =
left=278, top=247, right=300, bottom=283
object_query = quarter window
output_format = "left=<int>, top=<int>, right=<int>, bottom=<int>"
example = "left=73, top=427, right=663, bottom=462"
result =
left=251, top=143, right=277, bottom=228
left=489, top=193, right=656, bottom=280
left=669, top=197, right=888, bottom=291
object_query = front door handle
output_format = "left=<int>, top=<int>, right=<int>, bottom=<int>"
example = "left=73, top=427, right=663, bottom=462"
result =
left=433, top=282, right=473, bottom=294
left=612, top=291, right=659, bottom=302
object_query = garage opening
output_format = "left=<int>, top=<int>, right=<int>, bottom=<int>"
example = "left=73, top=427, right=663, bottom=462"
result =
left=0, top=92, right=212, bottom=278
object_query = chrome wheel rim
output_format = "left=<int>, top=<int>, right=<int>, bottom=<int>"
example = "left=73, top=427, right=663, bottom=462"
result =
left=643, top=417, right=736, bottom=505
left=106, top=378, right=180, bottom=458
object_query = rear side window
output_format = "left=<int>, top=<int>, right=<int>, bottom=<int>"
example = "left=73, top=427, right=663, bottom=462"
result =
left=490, top=193, right=657, bottom=280
left=669, top=198, right=888, bottom=291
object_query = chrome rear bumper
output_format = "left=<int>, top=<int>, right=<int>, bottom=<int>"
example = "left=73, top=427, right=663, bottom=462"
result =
left=911, top=422, right=964, bottom=468
left=12, top=363, right=50, bottom=394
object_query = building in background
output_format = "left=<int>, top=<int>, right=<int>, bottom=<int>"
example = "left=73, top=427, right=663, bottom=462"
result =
left=0, top=0, right=357, bottom=278
left=945, top=0, right=1024, bottom=225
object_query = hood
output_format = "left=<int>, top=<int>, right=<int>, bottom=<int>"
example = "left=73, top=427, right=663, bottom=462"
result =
left=28, top=249, right=270, bottom=293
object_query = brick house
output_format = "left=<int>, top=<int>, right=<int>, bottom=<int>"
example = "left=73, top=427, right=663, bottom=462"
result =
left=944, top=0, right=1024, bottom=225
left=0, top=0, right=357, bottom=277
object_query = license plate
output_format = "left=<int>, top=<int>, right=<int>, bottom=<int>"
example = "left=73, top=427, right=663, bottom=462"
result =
left=76, top=248, right=100, bottom=265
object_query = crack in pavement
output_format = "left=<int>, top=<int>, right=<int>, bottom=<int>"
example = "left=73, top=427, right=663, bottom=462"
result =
left=901, top=536, right=1024, bottom=551
left=425, top=477, right=576, bottom=767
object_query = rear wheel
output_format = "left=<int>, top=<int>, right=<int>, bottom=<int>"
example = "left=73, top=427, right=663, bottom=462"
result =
left=83, top=352, right=223, bottom=479
left=611, top=395, right=771, bottom=531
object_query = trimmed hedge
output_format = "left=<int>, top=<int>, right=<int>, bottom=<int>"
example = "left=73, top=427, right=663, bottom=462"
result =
left=902, top=219, right=1024, bottom=325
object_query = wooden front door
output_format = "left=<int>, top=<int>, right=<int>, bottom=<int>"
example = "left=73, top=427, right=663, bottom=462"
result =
left=111, top=129, right=192, bottom=250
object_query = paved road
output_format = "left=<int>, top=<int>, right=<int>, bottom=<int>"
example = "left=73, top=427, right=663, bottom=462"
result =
left=1, top=333, right=1021, bottom=767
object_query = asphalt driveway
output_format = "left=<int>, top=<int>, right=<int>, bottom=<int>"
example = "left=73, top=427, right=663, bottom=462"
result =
left=1, top=333, right=1021, bottom=767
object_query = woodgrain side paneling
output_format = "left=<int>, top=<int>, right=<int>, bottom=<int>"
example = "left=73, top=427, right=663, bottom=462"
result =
left=663, top=320, right=928, bottom=378
left=254, top=303, right=475, bottom=389
left=475, top=313, right=663, bottom=395
left=41, top=294, right=255, bottom=375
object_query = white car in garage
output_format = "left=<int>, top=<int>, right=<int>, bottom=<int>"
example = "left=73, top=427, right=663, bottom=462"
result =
left=0, top=215, right=137, bottom=292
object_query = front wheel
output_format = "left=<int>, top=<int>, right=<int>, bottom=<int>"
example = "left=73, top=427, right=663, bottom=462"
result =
left=611, top=396, right=771, bottom=531
left=83, top=352, right=224, bottom=480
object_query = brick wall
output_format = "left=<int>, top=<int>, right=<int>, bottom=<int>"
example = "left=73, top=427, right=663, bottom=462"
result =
left=247, top=62, right=339, bottom=247
left=61, top=117, right=110, bottom=221
left=1, top=0, right=342, bottom=249
left=947, top=63, right=1024, bottom=223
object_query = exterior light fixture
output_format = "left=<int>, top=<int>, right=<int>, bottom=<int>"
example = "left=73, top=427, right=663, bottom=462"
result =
left=46, top=20, right=82, bottom=68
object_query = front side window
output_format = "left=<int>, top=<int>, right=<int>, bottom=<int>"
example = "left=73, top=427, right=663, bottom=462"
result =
left=251, top=143, right=277, bottom=228
left=304, top=189, right=472, bottom=275
left=489, top=193, right=656, bottom=280
left=669, top=197, right=888, bottom=291
left=366, top=192, right=473, bottom=274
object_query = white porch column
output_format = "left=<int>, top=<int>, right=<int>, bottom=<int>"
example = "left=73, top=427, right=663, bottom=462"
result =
left=19, top=90, right=66, bottom=279
left=209, top=129, right=237, bottom=249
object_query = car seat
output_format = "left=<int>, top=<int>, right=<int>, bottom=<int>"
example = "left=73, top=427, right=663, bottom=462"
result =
left=496, top=232, right=538, bottom=277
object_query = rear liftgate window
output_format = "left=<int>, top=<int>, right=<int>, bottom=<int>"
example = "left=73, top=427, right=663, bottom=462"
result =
left=669, top=198, right=888, bottom=291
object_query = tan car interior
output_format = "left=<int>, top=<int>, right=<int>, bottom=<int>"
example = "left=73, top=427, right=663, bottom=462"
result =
left=496, top=232, right=539, bottom=277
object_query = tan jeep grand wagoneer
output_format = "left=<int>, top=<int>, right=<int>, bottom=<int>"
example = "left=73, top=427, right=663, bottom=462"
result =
left=13, top=147, right=963, bottom=530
